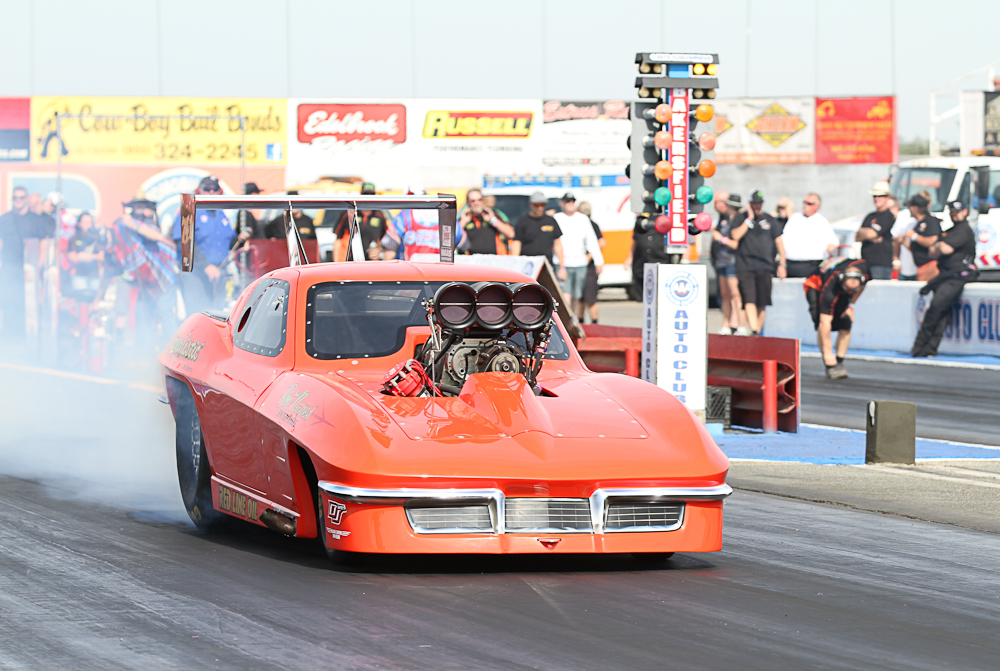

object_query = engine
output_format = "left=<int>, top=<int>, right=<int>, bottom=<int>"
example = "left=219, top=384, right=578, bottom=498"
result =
left=381, top=281, right=555, bottom=398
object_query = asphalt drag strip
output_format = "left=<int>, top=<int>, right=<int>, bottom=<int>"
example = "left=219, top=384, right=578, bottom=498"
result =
left=2, top=477, right=1000, bottom=669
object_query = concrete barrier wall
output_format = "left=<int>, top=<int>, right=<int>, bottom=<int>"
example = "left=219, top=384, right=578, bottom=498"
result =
left=765, top=279, right=1000, bottom=356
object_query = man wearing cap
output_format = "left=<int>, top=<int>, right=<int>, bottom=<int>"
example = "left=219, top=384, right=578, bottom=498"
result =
left=237, top=182, right=267, bottom=239
left=803, top=257, right=870, bottom=379
left=264, top=190, right=315, bottom=240
left=459, top=188, right=515, bottom=255
left=553, top=192, right=603, bottom=319
left=911, top=201, right=978, bottom=357
left=896, top=194, right=941, bottom=281
left=333, top=183, right=389, bottom=261
left=856, top=181, right=897, bottom=279
left=730, top=190, right=787, bottom=335
left=512, top=191, right=565, bottom=270
left=711, top=193, right=747, bottom=335
left=780, top=193, right=838, bottom=278
left=172, top=175, right=234, bottom=314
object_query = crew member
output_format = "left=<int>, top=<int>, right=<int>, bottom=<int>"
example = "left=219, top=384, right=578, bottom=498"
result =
left=172, top=175, right=233, bottom=313
left=856, top=181, right=896, bottom=279
left=803, top=257, right=870, bottom=379
left=381, top=186, right=461, bottom=263
left=911, top=201, right=978, bottom=358
left=896, top=194, right=940, bottom=281
left=731, top=190, right=787, bottom=335
left=65, top=211, right=108, bottom=301
left=0, top=186, right=56, bottom=343
left=459, top=188, right=515, bottom=255
left=780, top=193, right=838, bottom=278
left=265, top=190, right=315, bottom=240
left=237, top=182, right=267, bottom=239
left=625, top=216, right=672, bottom=302
left=511, top=191, right=565, bottom=269
left=333, top=183, right=388, bottom=260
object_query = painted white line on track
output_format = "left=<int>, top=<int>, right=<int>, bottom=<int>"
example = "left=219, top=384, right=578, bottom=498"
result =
left=861, top=464, right=1000, bottom=490
left=798, top=422, right=1000, bottom=451
left=0, top=361, right=161, bottom=394
left=800, top=350, right=1000, bottom=371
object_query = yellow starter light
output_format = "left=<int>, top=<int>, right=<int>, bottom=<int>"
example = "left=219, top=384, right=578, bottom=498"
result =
left=707, top=64, right=718, bottom=75
left=693, top=63, right=705, bottom=75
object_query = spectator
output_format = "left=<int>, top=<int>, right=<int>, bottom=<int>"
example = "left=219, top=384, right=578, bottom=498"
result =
left=173, top=175, right=233, bottom=314
left=381, top=186, right=461, bottom=263
left=774, top=197, right=794, bottom=232
left=511, top=191, right=566, bottom=271
left=780, top=193, right=838, bottom=278
left=625, top=214, right=672, bottom=302
left=803, top=257, right=870, bottom=379
left=554, top=192, right=603, bottom=320
left=333, top=183, right=389, bottom=261
left=237, top=182, right=267, bottom=239
left=897, top=194, right=941, bottom=282
left=577, top=201, right=605, bottom=324
left=856, top=181, right=896, bottom=280
left=892, top=190, right=931, bottom=281
left=912, top=201, right=978, bottom=357
left=730, top=190, right=787, bottom=335
left=711, top=193, right=747, bottom=335
left=460, top=187, right=515, bottom=255
left=482, top=195, right=510, bottom=225
left=265, top=190, right=315, bottom=240
left=65, top=211, right=108, bottom=300
left=0, top=186, right=56, bottom=342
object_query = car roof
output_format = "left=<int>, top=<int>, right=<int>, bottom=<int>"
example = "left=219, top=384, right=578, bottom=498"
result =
left=270, top=261, right=538, bottom=285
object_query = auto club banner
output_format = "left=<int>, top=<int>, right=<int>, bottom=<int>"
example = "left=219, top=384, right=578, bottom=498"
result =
left=540, top=100, right=630, bottom=168
left=814, top=96, right=896, bottom=164
left=286, top=98, right=543, bottom=185
left=30, top=96, right=287, bottom=165
left=711, top=97, right=815, bottom=164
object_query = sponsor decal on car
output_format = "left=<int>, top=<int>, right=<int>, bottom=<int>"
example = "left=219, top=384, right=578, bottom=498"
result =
left=327, top=500, right=346, bottom=525
left=296, top=103, right=406, bottom=148
left=326, top=527, right=351, bottom=540
left=276, top=383, right=316, bottom=427
left=422, top=111, right=533, bottom=138
left=169, top=332, right=205, bottom=361
left=218, top=484, right=258, bottom=520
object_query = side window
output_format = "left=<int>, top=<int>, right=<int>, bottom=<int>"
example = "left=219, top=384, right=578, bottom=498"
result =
left=958, top=172, right=972, bottom=209
left=233, top=279, right=290, bottom=357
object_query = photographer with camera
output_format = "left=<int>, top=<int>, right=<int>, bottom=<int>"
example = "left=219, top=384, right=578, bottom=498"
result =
left=803, top=257, right=870, bottom=379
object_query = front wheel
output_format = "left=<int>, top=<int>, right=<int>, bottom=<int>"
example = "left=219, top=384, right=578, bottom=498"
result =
left=316, top=489, right=360, bottom=566
left=170, top=377, right=227, bottom=531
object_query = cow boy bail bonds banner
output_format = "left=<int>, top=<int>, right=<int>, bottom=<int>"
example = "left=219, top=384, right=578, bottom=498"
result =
left=30, top=96, right=286, bottom=165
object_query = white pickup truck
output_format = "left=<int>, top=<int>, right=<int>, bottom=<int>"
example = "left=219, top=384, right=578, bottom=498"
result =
left=831, top=156, right=1000, bottom=280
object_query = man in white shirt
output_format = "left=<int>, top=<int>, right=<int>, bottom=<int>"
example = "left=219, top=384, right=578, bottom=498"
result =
left=890, top=196, right=919, bottom=280
left=780, top=193, right=839, bottom=277
left=554, top=192, right=604, bottom=319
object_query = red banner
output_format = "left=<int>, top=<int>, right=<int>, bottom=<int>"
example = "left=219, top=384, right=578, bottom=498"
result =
left=814, top=96, right=896, bottom=164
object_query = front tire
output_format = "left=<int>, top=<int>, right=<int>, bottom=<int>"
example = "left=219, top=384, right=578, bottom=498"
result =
left=170, top=377, right=227, bottom=531
left=316, top=489, right=360, bottom=566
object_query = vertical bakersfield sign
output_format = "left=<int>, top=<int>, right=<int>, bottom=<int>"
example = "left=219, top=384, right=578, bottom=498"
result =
left=641, top=263, right=707, bottom=416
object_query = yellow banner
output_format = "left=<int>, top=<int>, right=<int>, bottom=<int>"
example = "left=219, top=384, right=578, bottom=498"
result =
left=31, top=96, right=286, bottom=164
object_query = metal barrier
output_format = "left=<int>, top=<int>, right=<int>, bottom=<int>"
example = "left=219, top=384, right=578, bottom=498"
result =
left=578, top=325, right=800, bottom=433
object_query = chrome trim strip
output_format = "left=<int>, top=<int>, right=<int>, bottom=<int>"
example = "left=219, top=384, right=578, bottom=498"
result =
left=318, top=482, right=731, bottom=536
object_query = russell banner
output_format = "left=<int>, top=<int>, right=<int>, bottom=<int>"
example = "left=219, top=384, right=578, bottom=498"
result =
left=814, top=96, right=896, bottom=164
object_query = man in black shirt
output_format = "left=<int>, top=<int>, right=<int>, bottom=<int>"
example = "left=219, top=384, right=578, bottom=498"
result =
left=0, top=186, right=56, bottom=342
left=803, top=257, right=870, bottom=379
left=332, top=183, right=389, bottom=260
left=460, top=188, right=516, bottom=255
left=731, top=190, right=787, bottom=335
left=512, top=191, right=566, bottom=274
left=264, top=191, right=316, bottom=240
left=898, top=194, right=941, bottom=277
left=856, top=181, right=896, bottom=279
left=236, top=182, right=267, bottom=239
left=911, top=201, right=978, bottom=357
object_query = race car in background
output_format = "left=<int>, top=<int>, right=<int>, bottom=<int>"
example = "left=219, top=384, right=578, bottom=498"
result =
left=830, top=156, right=1000, bottom=280
left=160, top=193, right=731, bottom=562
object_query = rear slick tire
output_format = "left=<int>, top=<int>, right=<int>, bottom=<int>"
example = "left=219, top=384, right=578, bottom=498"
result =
left=170, top=377, right=228, bottom=531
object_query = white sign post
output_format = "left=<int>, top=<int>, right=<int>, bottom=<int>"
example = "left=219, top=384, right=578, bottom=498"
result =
left=641, top=263, right=708, bottom=420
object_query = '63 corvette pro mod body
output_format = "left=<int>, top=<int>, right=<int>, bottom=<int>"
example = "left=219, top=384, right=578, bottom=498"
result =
left=160, top=194, right=730, bottom=561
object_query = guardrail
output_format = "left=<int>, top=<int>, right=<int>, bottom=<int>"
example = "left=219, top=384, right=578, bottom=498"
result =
left=578, top=325, right=800, bottom=433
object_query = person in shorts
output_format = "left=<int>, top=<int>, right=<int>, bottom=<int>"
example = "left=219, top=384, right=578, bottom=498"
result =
left=577, top=201, right=605, bottom=323
left=731, top=190, right=787, bottom=335
left=553, top=193, right=603, bottom=320
left=711, top=193, right=747, bottom=334
left=803, top=257, right=870, bottom=379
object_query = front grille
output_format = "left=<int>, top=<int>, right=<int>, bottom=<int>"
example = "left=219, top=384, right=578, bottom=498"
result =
left=406, top=505, right=493, bottom=533
left=605, top=502, right=684, bottom=531
left=505, top=498, right=592, bottom=532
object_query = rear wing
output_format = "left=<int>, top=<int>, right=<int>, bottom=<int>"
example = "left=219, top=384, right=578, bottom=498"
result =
left=178, top=193, right=458, bottom=272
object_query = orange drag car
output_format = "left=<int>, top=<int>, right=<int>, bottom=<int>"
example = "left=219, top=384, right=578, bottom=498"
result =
left=160, top=194, right=730, bottom=562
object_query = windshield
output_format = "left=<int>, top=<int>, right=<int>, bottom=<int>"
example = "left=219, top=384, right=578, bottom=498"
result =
left=890, top=168, right=957, bottom=212
left=305, top=281, right=569, bottom=360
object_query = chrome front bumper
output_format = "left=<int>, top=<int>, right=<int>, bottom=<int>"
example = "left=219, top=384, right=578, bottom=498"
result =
left=318, top=482, right=732, bottom=535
